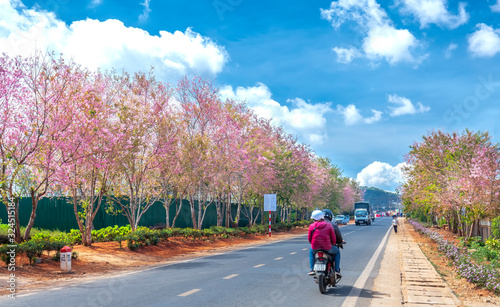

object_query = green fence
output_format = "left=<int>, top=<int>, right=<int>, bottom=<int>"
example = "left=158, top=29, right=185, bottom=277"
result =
left=0, top=197, right=262, bottom=232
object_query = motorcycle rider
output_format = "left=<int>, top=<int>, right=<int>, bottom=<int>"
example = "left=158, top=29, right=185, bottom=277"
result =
left=322, top=209, right=342, bottom=276
left=308, top=210, right=337, bottom=276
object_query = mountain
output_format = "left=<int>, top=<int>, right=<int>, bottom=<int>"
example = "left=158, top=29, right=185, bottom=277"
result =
left=362, top=186, right=401, bottom=212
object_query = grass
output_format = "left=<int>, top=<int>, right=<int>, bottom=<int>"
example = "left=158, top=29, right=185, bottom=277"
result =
left=0, top=223, right=68, bottom=238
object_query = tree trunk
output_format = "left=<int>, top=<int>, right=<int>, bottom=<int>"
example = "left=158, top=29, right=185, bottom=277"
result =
left=226, top=191, right=231, bottom=228
left=84, top=201, right=94, bottom=247
left=252, top=208, right=260, bottom=227
left=222, top=195, right=226, bottom=227
left=189, top=194, right=197, bottom=229
left=23, top=193, right=40, bottom=241
left=164, top=198, right=172, bottom=228
left=235, top=195, right=242, bottom=227
left=172, top=197, right=183, bottom=228
left=130, top=198, right=138, bottom=232
left=216, top=194, right=223, bottom=227
left=247, top=203, right=254, bottom=227
left=72, top=192, right=87, bottom=246
left=5, top=199, right=23, bottom=244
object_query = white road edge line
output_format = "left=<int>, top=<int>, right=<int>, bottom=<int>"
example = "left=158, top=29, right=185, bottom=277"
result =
left=178, top=289, right=201, bottom=297
left=254, top=264, right=265, bottom=268
left=341, top=226, right=392, bottom=307
left=223, top=274, right=239, bottom=280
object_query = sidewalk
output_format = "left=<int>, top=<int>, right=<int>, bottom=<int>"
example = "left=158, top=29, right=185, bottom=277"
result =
left=370, top=218, right=461, bottom=307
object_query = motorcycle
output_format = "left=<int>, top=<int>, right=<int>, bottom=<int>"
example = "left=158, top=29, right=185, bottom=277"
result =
left=312, top=242, right=345, bottom=294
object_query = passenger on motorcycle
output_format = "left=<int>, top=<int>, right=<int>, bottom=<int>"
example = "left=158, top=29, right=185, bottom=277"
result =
left=308, top=210, right=337, bottom=276
left=322, top=209, right=342, bottom=276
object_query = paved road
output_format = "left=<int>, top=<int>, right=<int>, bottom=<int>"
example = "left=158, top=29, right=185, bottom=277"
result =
left=4, top=218, right=393, bottom=307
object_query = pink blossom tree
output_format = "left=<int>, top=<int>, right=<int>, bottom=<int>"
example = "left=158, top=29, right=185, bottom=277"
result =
left=107, top=70, right=173, bottom=232
left=402, top=130, right=500, bottom=237
left=0, top=52, right=88, bottom=242
left=54, top=70, right=127, bottom=246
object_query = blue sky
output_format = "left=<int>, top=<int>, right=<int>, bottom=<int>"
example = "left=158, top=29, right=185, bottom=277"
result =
left=2, top=0, right=500, bottom=192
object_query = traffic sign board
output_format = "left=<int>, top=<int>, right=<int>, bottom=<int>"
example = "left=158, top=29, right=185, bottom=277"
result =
left=264, top=194, right=276, bottom=211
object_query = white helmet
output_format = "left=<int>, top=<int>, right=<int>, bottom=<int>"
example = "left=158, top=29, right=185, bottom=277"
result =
left=311, top=210, right=324, bottom=221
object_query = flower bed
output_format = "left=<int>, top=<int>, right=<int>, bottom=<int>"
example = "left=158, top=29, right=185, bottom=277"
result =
left=409, top=220, right=500, bottom=293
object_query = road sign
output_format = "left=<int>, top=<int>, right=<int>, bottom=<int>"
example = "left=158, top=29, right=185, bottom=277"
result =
left=264, top=194, right=276, bottom=211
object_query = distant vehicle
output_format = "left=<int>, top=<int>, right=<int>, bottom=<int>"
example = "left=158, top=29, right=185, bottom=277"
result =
left=335, top=215, right=350, bottom=225
left=354, top=201, right=374, bottom=225
left=375, top=214, right=381, bottom=218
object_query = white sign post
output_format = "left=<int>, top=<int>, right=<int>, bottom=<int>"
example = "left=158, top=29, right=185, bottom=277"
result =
left=264, top=194, right=277, bottom=237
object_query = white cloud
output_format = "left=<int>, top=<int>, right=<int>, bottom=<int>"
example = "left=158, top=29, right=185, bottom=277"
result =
left=336, top=104, right=382, bottom=125
left=321, top=0, right=423, bottom=65
left=220, top=84, right=332, bottom=145
left=138, top=0, right=151, bottom=23
left=356, top=161, right=407, bottom=189
left=491, top=0, right=500, bottom=13
left=388, top=94, right=430, bottom=116
left=0, top=0, right=228, bottom=80
left=444, top=42, right=457, bottom=58
left=468, top=24, right=500, bottom=58
left=363, top=25, right=421, bottom=65
left=396, top=0, right=469, bottom=29
left=333, top=46, right=361, bottom=63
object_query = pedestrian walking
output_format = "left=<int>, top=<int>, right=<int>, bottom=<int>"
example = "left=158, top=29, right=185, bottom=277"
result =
left=392, top=216, right=399, bottom=234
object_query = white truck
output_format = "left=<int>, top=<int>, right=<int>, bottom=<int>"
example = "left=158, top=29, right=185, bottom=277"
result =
left=354, top=201, right=373, bottom=226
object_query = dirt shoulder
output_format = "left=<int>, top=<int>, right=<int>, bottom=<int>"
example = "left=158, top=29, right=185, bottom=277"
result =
left=409, top=222, right=500, bottom=306
left=0, top=228, right=308, bottom=296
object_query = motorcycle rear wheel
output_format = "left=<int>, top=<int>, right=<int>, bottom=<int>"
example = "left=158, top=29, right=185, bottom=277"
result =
left=318, top=273, right=327, bottom=294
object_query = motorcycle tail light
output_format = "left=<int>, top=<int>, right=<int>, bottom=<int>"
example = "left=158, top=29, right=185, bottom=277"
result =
left=317, top=252, right=324, bottom=257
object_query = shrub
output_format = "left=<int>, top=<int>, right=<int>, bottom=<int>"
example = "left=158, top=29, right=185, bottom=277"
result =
left=29, top=233, right=71, bottom=257
left=157, top=229, right=172, bottom=240
left=19, top=240, right=44, bottom=264
left=126, top=234, right=140, bottom=251
left=486, top=238, right=500, bottom=251
left=92, top=225, right=131, bottom=242
left=209, top=226, right=227, bottom=237
left=68, top=229, right=82, bottom=245
left=0, top=244, right=16, bottom=265
left=114, top=235, right=127, bottom=249
left=201, top=229, right=216, bottom=239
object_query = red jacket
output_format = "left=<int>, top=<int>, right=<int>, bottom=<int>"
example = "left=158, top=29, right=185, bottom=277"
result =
left=308, top=220, right=336, bottom=250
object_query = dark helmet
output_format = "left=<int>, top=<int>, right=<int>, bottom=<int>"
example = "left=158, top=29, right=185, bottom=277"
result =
left=322, top=209, right=333, bottom=221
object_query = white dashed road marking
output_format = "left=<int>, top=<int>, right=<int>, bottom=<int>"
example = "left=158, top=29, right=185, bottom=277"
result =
left=290, top=252, right=296, bottom=255
left=178, top=289, right=201, bottom=297
left=274, top=257, right=283, bottom=260
left=223, top=274, right=239, bottom=280
left=254, top=264, right=265, bottom=268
